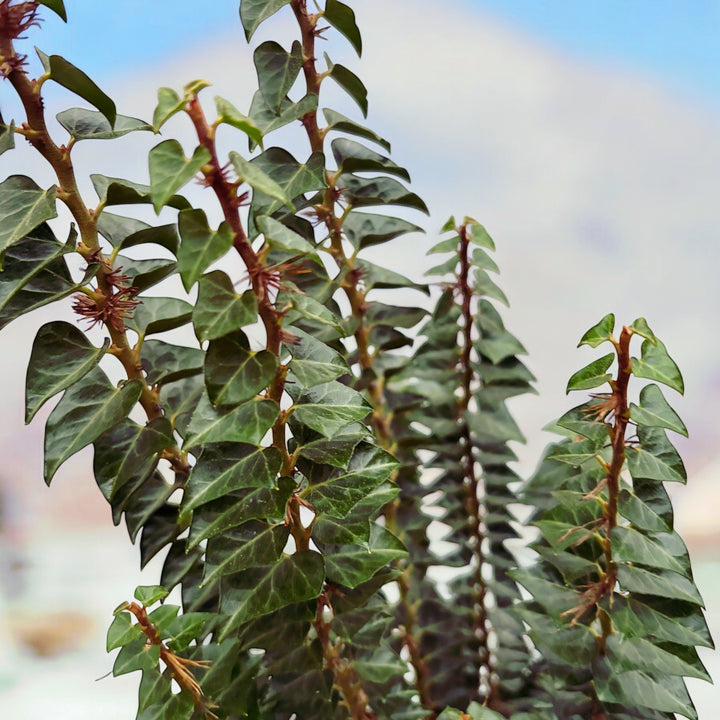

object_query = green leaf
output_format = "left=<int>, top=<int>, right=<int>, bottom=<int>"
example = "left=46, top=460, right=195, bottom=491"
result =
left=177, top=209, right=233, bottom=291
left=148, top=140, right=211, bottom=213
left=230, top=151, right=295, bottom=209
left=332, top=138, right=409, bottom=181
left=204, top=521, right=290, bottom=586
left=152, top=87, right=183, bottom=132
left=113, top=635, right=161, bottom=676
left=254, top=41, right=303, bottom=113
left=130, top=296, right=193, bottom=337
left=325, top=54, right=368, bottom=116
left=629, top=316, right=657, bottom=343
left=106, top=612, right=142, bottom=651
left=566, top=352, right=614, bottom=393
left=630, top=383, right=688, bottom=436
left=595, top=666, right=697, bottom=720
left=617, top=564, right=703, bottom=605
left=219, top=550, right=324, bottom=639
left=44, top=366, right=143, bottom=483
left=467, top=222, right=495, bottom=249
left=292, top=382, right=371, bottom=437
left=115, top=255, right=176, bottom=293
left=134, top=585, right=169, bottom=605
left=626, top=426, right=686, bottom=483
left=239, top=0, right=291, bottom=40
left=25, top=321, right=109, bottom=423
left=205, top=331, right=278, bottom=405
left=193, top=271, right=258, bottom=342
left=324, top=524, right=406, bottom=588
left=182, top=443, right=282, bottom=519
left=342, top=212, right=422, bottom=250
left=248, top=91, right=318, bottom=143
left=281, top=289, right=344, bottom=334
left=287, top=327, right=349, bottom=386
left=0, top=117, right=14, bottom=156
left=215, top=96, right=263, bottom=147
left=578, top=313, right=615, bottom=348
left=36, top=0, right=67, bottom=21
left=183, top=394, right=279, bottom=450
left=295, top=429, right=366, bottom=470
left=91, top=174, right=190, bottom=210
left=611, top=526, right=686, bottom=575
left=36, top=50, right=116, bottom=126
left=141, top=340, right=204, bottom=386
left=337, top=174, right=429, bottom=214
left=632, top=337, right=684, bottom=394
left=98, top=216, right=179, bottom=255
left=324, top=0, right=362, bottom=56
left=0, top=176, right=57, bottom=256
left=256, top=215, right=315, bottom=254
left=303, top=444, right=399, bottom=517
left=56, top=108, right=151, bottom=140
left=356, top=258, right=426, bottom=293
left=323, top=108, right=390, bottom=151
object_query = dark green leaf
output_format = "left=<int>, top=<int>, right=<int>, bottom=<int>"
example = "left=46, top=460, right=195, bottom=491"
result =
left=632, top=337, right=684, bottom=394
left=36, top=0, right=67, bottom=21
left=617, top=564, right=703, bottom=605
left=36, top=49, right=116, bottom=126
left=56, top=108, right=150, bottom=140
left=219, top=550, right=324, bottom=639
left=205, top=331, right=278, bottom=405
left=193, top=270, right=258, bottom=342
left=287, top=326, right=349, bottom=386
left=0, top=175, right=57, bottom=256
left=115, top=255, right=176, bottom=293
left=611, top=526, right=686, bottom=575
left=337, top=173, right=429, bottom=214
left=626, top=426, right=686, bottom=483
left=630, top=383, right=687, bottom=436
left=106, top=612, right=142, bottom=651
left=148, top=140, right=211, bottom=213
left=239, top=0, right=291, bottom=40
left=113, top=634, right=161, bottom=676
left=325, top=54, right=368, bottom=116
left=323, top=108, right=390, bottom=151
left=566, top=352, right=614, bottom=393
left=332, top=138, right=409, bottom=181
left=256, top=215, right=315, bottom=254
left=342, top=212, right=422, bottom=250
left=248, top=91, right=318, bottom=142
left=91, top=174, right=190, bottom=210
left=182, top=443, right=281, bottom=519
left=254, top=40, right=303, bottom=113
left=324, top=0, right=362, bottom=56
left=230, top=151, right=294, bottom=209
left=130, top=297, right=193, bottom=337
left=292, top=381, right=371, bottom=437
left=25, top=321, right=108, bottom=423
left=177, top=209, right=233, bottom=291
left=141, top=340, right=204, bottom=386
left=0, top=117, right=15, bottom=155
left=183, top=394, right=279, bottom=450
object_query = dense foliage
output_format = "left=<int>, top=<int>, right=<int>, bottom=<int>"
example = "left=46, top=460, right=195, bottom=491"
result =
left=0, top=1, right=712, bottom=719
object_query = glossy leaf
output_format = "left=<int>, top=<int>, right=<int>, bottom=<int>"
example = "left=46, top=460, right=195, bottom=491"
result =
left=323, top=108, right=390, bottom=151
left=148, top=140, right=211, bottom=213
left=44, top=366, right=143, bottom=483
left=0, top=175, right=57, bottom=256
left=565, top=352, right=614, bottom=393
left=578, top=313, right=615, bottom=348
left=256, top=215, right=315, bottom=254
left=36, top=49, right=116, bottom=126
left=342, top=211, right=422, bottom=250
left=291, top=381, right=371, bottom=437
left=25, top=321, right=109, bottom=423
left=287, top=327, right=349, bottom=386
left=325, top=54, right=368, bottom=116
left=134, top=585, right=169, bottom=605
left=324, top=0, right=362, bottom=56
left=106, top=612, right=142, bottom=651
left=632, top=337, right=684, bottom=394
left=177, top=209, right=234, bottom=291
left=332, top=137, right=409, bottom=181
left=219, top=550, right=324, bottom=639
left=56, top=108, right=151, bottom=140
left=626, top=426, right=687, bottom=483
left=337, top=174, right=429, bottom=214
left=113, top=635, right=161, bottom=676
left=141, top=340, right=204, bottom=386
left=629, top=383, right=688, bottom=436
left=205, top=331, right=278, bottom=405
left=193, top=271, right=258, bottom=342
left=91, top=174, right=190, bottom=210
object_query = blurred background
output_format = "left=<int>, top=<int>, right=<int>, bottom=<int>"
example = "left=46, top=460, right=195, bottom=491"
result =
left=0, top=0, right=717, bottom=716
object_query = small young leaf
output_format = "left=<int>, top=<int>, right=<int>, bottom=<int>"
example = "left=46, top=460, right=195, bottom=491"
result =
left=324, top=0, right=362, bottom=56
left=629, top=383, right=688, bottom=436
left=106, top=612, right=142, bottom=651
left=134, top=585, right=169, bottom=606
left=0, top=175, right=57, bottom=255
left=25, top=321, right=109, bottom=423
left=467, top=222, right=495, bottom=249
left=325, top=57, right=368, bottom=116
left=566, top=352, right=614, bottom=393
left=254, top=40, right=303, bottom=113
left=239, top=0, right=291, bottom=40
left=36, top=50, right=116, bottom=126
left=177, top=209, right=234, bottom=291
left=578, top=313, right=615, bottom=348
left=152, top=87, right=184, bottom=131
left=215, top=96, right=263, bottom=147
left=629, top=316, right=657, bottom=343
left=148, top=140, right=211, bottom=213
left=632, top=337, right=684, bottom=394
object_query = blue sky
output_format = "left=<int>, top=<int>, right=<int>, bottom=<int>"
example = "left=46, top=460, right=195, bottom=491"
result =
left=27, top=0, right=720, bottom=109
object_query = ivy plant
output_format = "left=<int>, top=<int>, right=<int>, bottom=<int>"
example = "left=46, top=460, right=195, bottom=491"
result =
left=0, top=2, right=712, bottom=719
